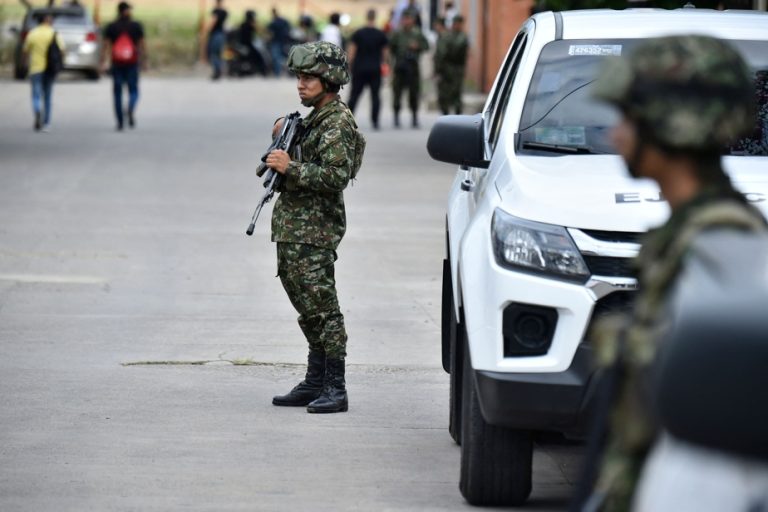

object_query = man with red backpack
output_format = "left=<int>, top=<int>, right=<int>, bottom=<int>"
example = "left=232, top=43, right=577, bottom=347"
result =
left=100, top=1, right=146, bottom=131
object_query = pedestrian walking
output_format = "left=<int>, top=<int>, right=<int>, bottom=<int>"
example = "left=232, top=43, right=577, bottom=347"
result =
left=435, top=15, right=468, bottom=115
left=238, top=10, right=267, bottom=76
left=22, top=13, right=64, bottom=132
left=266, top=41, right=366, bottom=414
left=206, top=0, right=228, bottom=80
left=267, top=8, right=291, bottom=76
left=573, top=35, right=767, bottom=512
left=347, top=9, right=388, bottom=130
left=319, top=12, right=343, bottom=49
left=388, top=12, right=428, bottom=128
left=100, top=1, right=146, bottom=131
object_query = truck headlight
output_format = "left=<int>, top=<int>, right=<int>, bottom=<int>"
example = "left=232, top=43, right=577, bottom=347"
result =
left=491, top=208, right=590, bottom=283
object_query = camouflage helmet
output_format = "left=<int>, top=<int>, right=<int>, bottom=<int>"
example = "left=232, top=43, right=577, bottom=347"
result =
left=287, top=41, right=350, bottom=86
left=593, top=35, right=755, bottom=151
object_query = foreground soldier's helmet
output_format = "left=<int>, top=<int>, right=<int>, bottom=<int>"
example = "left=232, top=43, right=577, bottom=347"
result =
left=287, top=41, right=350, bottom=86
left=593, top=35, right=755, bottom=151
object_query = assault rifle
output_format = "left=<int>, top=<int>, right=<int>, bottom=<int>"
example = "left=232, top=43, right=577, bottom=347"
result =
left=246, top=111, right=303, bottom=236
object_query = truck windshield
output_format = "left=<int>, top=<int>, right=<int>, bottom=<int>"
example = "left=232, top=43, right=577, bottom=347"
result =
left=518, top=39, right=768, bottom=157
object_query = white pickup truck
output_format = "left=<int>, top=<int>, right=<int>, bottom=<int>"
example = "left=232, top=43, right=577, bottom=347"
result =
left=427, top=8, right=768, bottom=506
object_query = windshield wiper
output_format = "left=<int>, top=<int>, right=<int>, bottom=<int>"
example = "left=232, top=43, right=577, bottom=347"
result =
left=521, top=141, right=604, bottom=155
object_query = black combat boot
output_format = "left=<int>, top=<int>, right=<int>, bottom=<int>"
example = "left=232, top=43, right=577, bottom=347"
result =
left=272, top=350, right=325, bottom=406
left=411, top=111, right=419, bottom=129
left=306, top=357, right=348, bottom=413
left=394, top=111, right=400, bottom=128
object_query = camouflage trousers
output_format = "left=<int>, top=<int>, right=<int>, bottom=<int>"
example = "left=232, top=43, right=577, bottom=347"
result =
left=392, top=67, right=421, bottom=113
left=437, top=68, right=464, bottom=115
left=277, top=242, right=347, bottom=359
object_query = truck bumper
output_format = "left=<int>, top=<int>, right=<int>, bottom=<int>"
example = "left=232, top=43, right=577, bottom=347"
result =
left=473, top=344, right=598, bottom=436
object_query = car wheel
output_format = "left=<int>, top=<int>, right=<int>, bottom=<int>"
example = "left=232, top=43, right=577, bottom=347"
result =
left=460, top=335, right=533, bottom=506
left=85, top=70, right=100, bottom=81
left=444, top=261, right=463, bottom=445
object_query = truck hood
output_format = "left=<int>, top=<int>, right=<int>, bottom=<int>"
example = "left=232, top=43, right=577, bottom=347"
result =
left=494, top=155, right=768, bottom=233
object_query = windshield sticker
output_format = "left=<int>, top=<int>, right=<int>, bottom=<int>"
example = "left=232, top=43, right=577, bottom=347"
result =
left=534, top=127, right=587, bottom=146
left=568, top=45, right=622, bottom=57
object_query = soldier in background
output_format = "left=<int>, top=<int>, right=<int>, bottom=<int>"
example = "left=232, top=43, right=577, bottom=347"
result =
left=389, top=11, right=428, bottom=128
left=575, top=35, right=766, bottom=511
left=265, top=42, right=366, bottom=414
left=434, top=14, right=468, bottom=115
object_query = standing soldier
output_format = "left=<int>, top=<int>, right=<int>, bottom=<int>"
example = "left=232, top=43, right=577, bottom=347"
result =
left=435, top=14, right=468, bottom=115
left=265, top=41, right=366, bottom=414
left=389, top=11, right=428, bottom=128
left=576, top=35, right=766, bottom=511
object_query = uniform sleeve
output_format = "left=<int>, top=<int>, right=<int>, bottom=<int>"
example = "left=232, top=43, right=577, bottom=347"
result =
left=56, top=33, right=65, bottom=52
left=420, top=32, right=430, bottom=52
left=284, top=120, right=353, bottom=193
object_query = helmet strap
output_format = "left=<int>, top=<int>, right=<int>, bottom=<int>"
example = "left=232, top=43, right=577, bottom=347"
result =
left=301, top=80, right=337, bottom=108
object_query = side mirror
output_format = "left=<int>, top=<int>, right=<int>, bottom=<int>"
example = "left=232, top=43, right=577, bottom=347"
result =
left=427, top=114, right=490, bottom=169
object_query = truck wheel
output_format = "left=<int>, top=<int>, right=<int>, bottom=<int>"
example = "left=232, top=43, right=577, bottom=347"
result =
left=460, top=337, right=533, bottom=506
left=443, top=259, right=463, bottom=444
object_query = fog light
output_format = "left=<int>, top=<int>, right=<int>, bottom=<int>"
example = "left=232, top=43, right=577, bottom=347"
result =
left=503, top=304, right=558, bottom=356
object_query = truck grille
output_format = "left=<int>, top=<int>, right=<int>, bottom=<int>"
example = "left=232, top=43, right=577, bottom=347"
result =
left=580, top=229, right=643, bottom=244
left=583, top=255, right=637, bottom=278
left=585, top=291, right=637, bottom=343
left=593, top=290, right=636, bottom=318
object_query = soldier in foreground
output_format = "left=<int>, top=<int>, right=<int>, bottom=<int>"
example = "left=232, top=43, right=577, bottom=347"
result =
left=265, top=41, right=365, bottom=414
left=577, top=36, right=766, bottom=511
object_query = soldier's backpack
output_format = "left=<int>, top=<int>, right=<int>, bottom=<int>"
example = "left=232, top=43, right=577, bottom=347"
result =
left=44, top=32, right=63, bottom=77
left=334, top=112, right=365, bottom=180
left=348, top=120, right=366, bottom=180
left=112, top=31, right=138, bottom=65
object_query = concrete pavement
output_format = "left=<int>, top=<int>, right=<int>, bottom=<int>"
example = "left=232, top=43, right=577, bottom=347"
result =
left=0, top=74, right=580, bottom=511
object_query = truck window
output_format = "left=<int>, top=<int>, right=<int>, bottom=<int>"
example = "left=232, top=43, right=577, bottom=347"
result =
left=517, top=38, right=768, bottom=156
left=485, top=32, right=528, bottom=154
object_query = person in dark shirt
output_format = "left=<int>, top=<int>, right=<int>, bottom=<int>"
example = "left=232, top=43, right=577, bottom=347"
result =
left=347, top=9, right=388, bottom=130
left=238, top=10, right=267, bottom=76
left=100, top=1, right=146, bottom=131
left=267, top=8, right=291, bottom=76
left=206, top=0, right=228, bottom=80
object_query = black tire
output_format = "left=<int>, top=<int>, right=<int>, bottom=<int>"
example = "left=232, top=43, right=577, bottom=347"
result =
left=443, top=257, right=463, bottom=444
left=14, top=65, right=27, bottom=80
left=441, top=259, right=452, bottom=374
left=85, top=70, right=100, bottom=81
left=460, top=336, right=533, bottom=506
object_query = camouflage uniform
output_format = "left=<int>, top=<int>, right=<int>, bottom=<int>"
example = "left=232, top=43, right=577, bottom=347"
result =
left=271, top=41, right=365, bottom=413
left=586, top=36, right=763, bottom=511
left=272, top=96, right=364, bottom=359
left=389, top=25, right=429, bottom=124
left=435, top=26, right=468, bottom=115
